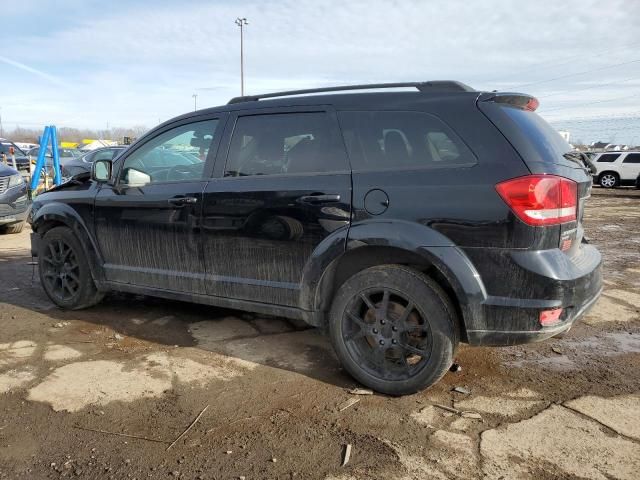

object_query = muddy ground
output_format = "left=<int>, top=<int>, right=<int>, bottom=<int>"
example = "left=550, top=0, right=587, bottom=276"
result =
left=0, top=187, right=639, bottom=480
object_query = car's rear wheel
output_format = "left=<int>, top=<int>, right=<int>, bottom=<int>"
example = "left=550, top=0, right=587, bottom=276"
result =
left=328, top=265, right=459, bottom=395
left=599, top=172, right=619, bottom=188
left=0, top=221, right=25, bottom=234
left=38, top=226, right=104, bottom=309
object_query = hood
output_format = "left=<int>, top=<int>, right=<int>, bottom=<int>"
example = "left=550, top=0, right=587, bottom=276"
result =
left=45, top=171, right=91, bottom=192
left=0, top=163, right=20, bottom=176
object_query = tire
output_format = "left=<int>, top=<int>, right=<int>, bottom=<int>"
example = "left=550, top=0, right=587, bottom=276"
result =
left=328, top=265, right=459, bottom=396
left=599, top=172, right=619, bottom=188
left=38, top=226, right=104, bottom=309
left=1, top=221, right=25, bottom=234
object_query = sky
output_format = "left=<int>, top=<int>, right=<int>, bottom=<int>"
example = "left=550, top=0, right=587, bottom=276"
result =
left=1, top=0, right=639, bottom=145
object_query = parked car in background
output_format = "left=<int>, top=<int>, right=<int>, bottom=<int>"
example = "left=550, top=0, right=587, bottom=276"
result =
left=61, top=146, right=127, bottom=177
left=26, top=146, right=82, bottom=166
left=29, top=81, right=602, bottom=395
left=591, top=151, right=640, bottom=187
left=0, top=139, right=31, bottom=174
left=14, top=142, right=38, bottom=152
left=0, top=163, right=30, bottom=234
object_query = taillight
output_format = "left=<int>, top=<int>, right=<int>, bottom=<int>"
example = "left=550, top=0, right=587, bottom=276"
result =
left=496, top=175, right=577, bottom=226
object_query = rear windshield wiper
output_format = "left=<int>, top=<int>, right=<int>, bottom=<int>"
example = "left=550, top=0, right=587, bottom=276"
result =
left=563, top=152, right=596, bottom=175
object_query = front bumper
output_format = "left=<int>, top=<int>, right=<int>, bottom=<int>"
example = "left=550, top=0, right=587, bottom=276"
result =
left=0, top=187, right=30, bottom=227
left=464, top=243, right=603, bottom=346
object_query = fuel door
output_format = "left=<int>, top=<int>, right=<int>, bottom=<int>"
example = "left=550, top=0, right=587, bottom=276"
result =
left=364, top=188, right=389, bottom=215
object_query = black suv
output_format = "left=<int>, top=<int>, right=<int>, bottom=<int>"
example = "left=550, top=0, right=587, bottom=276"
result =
left=29, top=82, right=602, bottom=395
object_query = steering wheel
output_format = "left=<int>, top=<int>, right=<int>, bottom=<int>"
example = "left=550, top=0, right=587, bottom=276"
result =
left=166, top=164, right=194, bottom=181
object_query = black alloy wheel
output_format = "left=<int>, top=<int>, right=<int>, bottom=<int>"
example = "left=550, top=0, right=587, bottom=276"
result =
left=342, top=288, right=433, bottom=382
left=329, top=265, right=459, bottom=395
left=41, top=238, right=81, bottom=302
left=38, top=226, right=104, bottom=309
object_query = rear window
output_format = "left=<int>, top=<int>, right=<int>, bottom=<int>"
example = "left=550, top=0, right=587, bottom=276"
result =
left=338, top=111, right=476, bottom=171
left=478, top=102, right=578, bottom=167
left=597, top=153, right=621, bottom=162
left=501, top=107, right=571, bottom=161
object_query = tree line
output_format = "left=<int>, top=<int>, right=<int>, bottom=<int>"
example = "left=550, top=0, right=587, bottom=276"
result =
left=6, top=125, right=150, bottom=145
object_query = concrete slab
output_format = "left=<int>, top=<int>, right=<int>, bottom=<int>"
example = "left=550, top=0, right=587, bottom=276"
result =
left=251, top=317, right=295, bottom=334
left=481, top=405, right=640, bottom=479
left=603, top=289, right=640, bottom=310
left=584, top=295, right=637, bottom=325
left=565, top=395, right=640, bottom=441
left=0, top=367, right=36, bottom=394
left=27, top=351, right=250, bottom=412
left=43, top=345, right=83, bottom=362
left=190, top=317, right=259, bottom=346
left=410, top=405, right=436, bottom=426
left=456, top=395, right=544, bottom=417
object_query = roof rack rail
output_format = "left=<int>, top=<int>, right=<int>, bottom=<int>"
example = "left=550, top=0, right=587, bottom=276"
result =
left=227, top=81, right=474, bottom=104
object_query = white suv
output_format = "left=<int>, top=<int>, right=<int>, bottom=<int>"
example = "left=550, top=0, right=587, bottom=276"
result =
left=591, top=151, right=640, bottom=188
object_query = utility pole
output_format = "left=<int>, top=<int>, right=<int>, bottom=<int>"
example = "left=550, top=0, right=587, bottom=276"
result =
left=235, top=17, right=248, bottom=96
left=0, top=107, right=3, bottom=138
left=192, top=93, right=198, bottom=111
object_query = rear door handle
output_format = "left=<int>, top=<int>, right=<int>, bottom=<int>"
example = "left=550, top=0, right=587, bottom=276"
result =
left=168, top=196, right=198, bottom=206
left=298, top=194, right=341, bottom=205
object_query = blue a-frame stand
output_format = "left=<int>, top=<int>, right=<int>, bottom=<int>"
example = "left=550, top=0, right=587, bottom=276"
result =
left=30, top=125, right=62, bottom=191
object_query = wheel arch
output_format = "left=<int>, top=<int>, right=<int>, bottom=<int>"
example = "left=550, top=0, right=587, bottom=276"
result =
left=31, top=202, right=106, bottom=284
left=300, top=220, right=487, bottom=341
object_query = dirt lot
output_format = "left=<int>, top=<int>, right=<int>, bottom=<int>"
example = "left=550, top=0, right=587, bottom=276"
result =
left=1, top=187, right=639, bottom=480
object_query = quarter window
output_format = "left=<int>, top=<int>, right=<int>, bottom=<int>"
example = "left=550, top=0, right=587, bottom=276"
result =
left=597, top=153, right=621, bottom=162
left=120, top=119, right=218, bottom=185
left=225, top=113, right=348, bottom=177
left=339, top=111, right=476, bottom=170
left=622, top=153, right=640, bottom=163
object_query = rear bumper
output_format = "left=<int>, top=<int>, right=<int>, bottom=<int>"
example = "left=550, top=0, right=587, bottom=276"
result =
left=464, top=244, right=603, bottom=346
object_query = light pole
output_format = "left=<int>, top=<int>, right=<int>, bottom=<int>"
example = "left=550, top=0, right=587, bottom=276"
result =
left=235, top=17, right=248, bottom=96
left=192, top=93, right=198, bottom=111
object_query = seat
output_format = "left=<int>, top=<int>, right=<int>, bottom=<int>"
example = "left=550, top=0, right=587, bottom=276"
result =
left=286, top=138, right=320, bottom=173
left=384, top=131, right=411, bottom=166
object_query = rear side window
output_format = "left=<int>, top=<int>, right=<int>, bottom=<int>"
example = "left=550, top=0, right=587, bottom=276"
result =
left=225, top=112, right=348, bottom=177
left=622, top=153, right=640, bottom=163
left=338, top=111, right=476, bottom=171
left=597, top=153, right=621, bottom=162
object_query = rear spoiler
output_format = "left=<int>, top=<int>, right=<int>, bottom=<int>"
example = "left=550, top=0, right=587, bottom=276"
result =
left=478, top=92, right=539, bottom=111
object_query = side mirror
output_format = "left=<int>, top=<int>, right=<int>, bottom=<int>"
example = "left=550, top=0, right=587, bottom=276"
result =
left=92, top=159, right=112, bottom=182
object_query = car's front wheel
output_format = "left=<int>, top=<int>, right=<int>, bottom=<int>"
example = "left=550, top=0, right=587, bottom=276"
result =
left=328, top=265, right=459, bottom=396
left=599, top=172, right=619, bottom=188
left=38, top=226, right=104, bottom=309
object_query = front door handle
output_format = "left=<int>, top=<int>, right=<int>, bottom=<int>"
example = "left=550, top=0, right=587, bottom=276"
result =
left=298, top=194, right=341, bottom=205
left=168, top=196, right=198, bottom=206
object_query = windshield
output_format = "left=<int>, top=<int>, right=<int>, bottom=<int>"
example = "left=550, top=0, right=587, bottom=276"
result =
left=0, top=142, right=26, bottom=156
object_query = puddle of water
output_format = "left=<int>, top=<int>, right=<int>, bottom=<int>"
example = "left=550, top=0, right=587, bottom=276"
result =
left=503, top=332, right=640, bottom=371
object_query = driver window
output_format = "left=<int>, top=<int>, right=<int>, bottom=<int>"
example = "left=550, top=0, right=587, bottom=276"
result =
left=120, top=119, right=219, bottom=185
